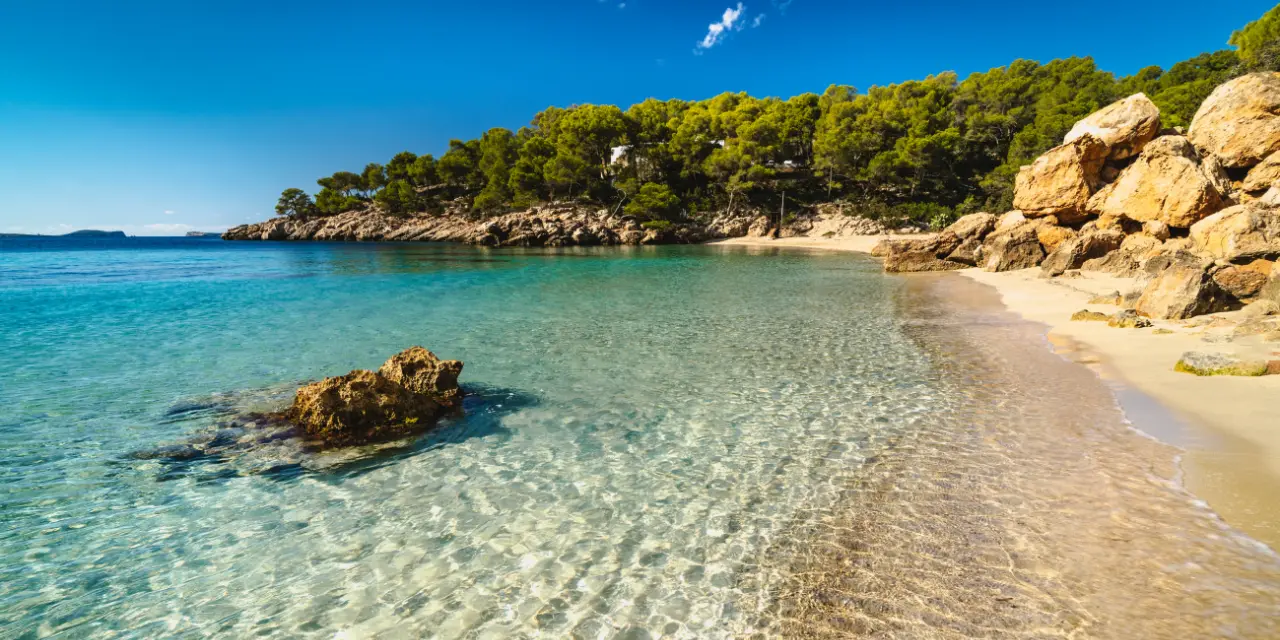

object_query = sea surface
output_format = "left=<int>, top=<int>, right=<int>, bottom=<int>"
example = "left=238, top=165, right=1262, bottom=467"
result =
left=1, top=236, right=1278, bottom=639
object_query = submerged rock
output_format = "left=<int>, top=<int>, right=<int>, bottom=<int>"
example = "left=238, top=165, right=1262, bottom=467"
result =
left=377, top=346, right=464, bottom=408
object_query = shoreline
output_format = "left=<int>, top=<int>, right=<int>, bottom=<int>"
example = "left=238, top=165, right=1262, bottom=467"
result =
left=711, top=234, right=1280, bottom=550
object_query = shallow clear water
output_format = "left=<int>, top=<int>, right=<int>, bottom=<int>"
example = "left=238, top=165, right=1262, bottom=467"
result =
left=2, top=238, right=1278, bottom=639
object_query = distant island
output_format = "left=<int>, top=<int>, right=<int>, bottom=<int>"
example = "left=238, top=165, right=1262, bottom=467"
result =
left=185, top=231, right=221, bottom=238
left=0, top=229, right=127, bottom=238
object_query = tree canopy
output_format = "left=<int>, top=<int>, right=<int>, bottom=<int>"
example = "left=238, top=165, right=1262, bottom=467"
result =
left=274, top=5, right=1278, bottom=227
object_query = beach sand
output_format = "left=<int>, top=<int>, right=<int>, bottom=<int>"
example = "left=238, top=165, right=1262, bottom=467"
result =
left=712, top=234, right=1280, bottom=550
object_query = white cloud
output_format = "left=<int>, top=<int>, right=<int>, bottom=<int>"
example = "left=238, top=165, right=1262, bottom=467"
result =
left=772, top=0, right=793, bottom=14
left=696, top=3, right=745, bottom=51
left=163, top=209, right=176, bottom=215
left=752, top=13, right=765, bottom=27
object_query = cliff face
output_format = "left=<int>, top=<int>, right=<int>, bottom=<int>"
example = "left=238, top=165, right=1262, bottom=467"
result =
left=221, top=203, right=861, bottom=247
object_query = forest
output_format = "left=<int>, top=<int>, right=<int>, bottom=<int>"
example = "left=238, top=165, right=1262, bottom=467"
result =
left=274, top=5, right=1280, bottom=229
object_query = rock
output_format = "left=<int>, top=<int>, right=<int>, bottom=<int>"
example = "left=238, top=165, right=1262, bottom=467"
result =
left=1174, top=351, right=1270, bottom=376
left=1013, top=135, right=1108, bottom=223
left=288, top=369, right=445, bottom=447
left=1212, top=265, right=1270, bottom=300
left=1088, top=291, right=1124, bottom=305
left=1261, top=186, right=1280, bottom=208
left=1041, top=230, right=1125, bottom=277
left=870, top=238, right=899, bottom=257
left=377, top=346, right=464, bottom=408
left=1235, top=317, right=1280, bottom=336
left=996, top=210, right=1027, bottom=231
left=1187, top=72, right=1280, bottom=169
left=1242, top=299, right=1280, bottom=318
left=1153, top=328, right=1175, bottom=335
left=1245, top=151, right=1280, bottom=194
left=1190, top=204, right=1280, bottom=261
left=1036, top=225, right=1078, bottom=254
left=1134, top=257, right=1234, bottom=319
left=1086, top=136, right=1227, bottom=228
left=946, top=235, right=985, bottom=267
left=944, top=212, right=998, bottom=240
left=1143, top=220, right=1171, bottom=241
left=983, top=224, right=1045, bottom=272
left=1071, top=310, right=1110, bottom=322
left=1107, top=309, right=1153, bottom=328
left=1064, top=93, right=1161, bottom=161
left=883, top=250, right=968, bottom=273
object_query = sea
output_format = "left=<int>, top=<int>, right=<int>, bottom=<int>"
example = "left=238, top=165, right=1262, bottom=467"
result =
left=2, top=236, right=1278, bottom=639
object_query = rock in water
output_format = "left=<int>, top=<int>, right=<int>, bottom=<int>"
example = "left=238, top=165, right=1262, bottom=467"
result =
left=1064, top=93, right=1161, bottom=162
left=1187, top=72, right=1280, bottom=169
left=1174, top=352, right=1270, bottom=377
left=377, top=346, right=464, bottom=408
left=1013, top=135, right=1108, bottom=223
left=288, top=370, right=444, bottom=447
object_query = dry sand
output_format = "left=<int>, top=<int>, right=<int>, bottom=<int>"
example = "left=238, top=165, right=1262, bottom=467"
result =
left=712, top=234, right=1280, bottom=549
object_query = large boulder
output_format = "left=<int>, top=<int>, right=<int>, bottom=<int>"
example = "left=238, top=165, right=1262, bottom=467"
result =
left=1187, top=72, right=1280, bottom=169
left=1243, top=151, right=1280, bottom=194
left=1040, top=230, right=1125, bottom=277
left=1012, top=135, right=1108, bottom=223
left=943, top=212, right=997, bottom=241
left=883, top=251, right=968, bottom=273
left=1064, top=93, right=1161, bottom=161
left=1086, top=136, right=1227, bottom=228
left=1213, top=265, right=1270, bottom=300
left=1134, top=255, right=1234, bottom=319
left=377, top=346, right=464, bottom=408
left=288, top=369, right=445, bottom=447
left=983, top=223, right=1045, bottom=272
left=1190, top=204, right=1280, bottom=261
left=1036, top=224, right=1078, bottom=254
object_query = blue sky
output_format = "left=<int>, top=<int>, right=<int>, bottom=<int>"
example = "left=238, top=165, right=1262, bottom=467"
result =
left=1, top=0, right=1274, bottom=235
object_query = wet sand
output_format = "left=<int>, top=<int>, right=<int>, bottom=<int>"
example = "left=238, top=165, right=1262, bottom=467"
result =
left=713, top=235, right=1280, bottom=551
left=746, top=274, right=1280, bottom=638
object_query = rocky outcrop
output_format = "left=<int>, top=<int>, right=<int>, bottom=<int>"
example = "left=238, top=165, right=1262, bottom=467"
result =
left=377, top=346, right=463, bottom=408
left=1190, top=204, right=1280, bottom=261
left=1134, top=254, right=1233, bottom=319
left=1086, top=136, right=1228, bottom=228
left=287, top=347, right=463, bottom=447
left=1041, top=230, right=1125, bottom=277
left=1012, top=135, right=1108, bottom=223
left=1064, top=93, right=1161, bottom=162
left=883, top=251, right=968, bottom=273
left=1187, top=72, right=1280, bottom=169
left=983, top=223, right=1045, bottom=272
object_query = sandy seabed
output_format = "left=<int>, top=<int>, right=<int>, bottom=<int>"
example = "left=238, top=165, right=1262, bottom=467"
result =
left=713, top=235, right=1280, bottom=638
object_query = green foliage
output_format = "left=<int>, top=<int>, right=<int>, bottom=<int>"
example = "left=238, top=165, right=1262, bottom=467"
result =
left=624, top=183, right=680, bottom=221
left=1231, top=5, right=1280, bottom=70
left=640, top=219, right=673, bottom=231
left=374, top=180, right=421, bottom=215
left=282, top=6, right=1273, bottom=224
left=275, top=188, right=316, bottom=218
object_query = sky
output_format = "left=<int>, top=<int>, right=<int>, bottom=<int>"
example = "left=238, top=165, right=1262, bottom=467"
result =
left=0, top=0, right=1274, bottom=235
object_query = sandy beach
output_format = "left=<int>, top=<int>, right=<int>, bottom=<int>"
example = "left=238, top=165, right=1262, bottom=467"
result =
left=713, top=234, right=1280, bottom=549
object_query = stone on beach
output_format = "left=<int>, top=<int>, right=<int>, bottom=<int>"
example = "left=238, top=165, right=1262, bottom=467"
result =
left=1174, top=351, right=1270, bottom=376
left=1134, top=255, right=1234, bottom=320
left=1013, top=135, right=1108, bottom=223
left=1085, top=135, right=1227, bottom=229
left=983, top=223, right=1045, bottom=272
left=1041, top=230, right=1125, bottom=277
left=1071, top=310, right=1110, bottom=322
left=1190, top=204, right=1280, bottom=262
left=1107, top=309, right=1152, bottom=328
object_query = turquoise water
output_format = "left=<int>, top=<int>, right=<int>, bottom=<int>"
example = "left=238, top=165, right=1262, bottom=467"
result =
left=1, top=238, right=938, bottom=638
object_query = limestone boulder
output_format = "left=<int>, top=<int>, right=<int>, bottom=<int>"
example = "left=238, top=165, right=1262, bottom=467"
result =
left=1040, top=230, right=1125, bottom=277
left=1188, top=72, right=1280, bottom=169
left=996, top=210, right=1027, bottom=231
left=944, top=212, right=997, bottom=241
left=883, top=251, right=968, bottom=273
left=1134, top=256, right=1234, bottom=319
left=1064, top=93, right=1161, bottom=161
left=377, top=346, right=464, bottom=408
left=1213, top=265, right=1270, bottom=301
left=1175, top=352, right=1270, bottom=377
left=983, top=223, right=1045, bottom=272
left=288, top=370, right=444, bottom=447
left=1012, top=135, right=1108, bottom=223
left=1086, top=136, right=1227, bottom=228
left=1243, top=151, right=1280, bottom=194
left=1190, top=204, right=1280, bottom=261
left=1036, top=225, right=1078, bottom=254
